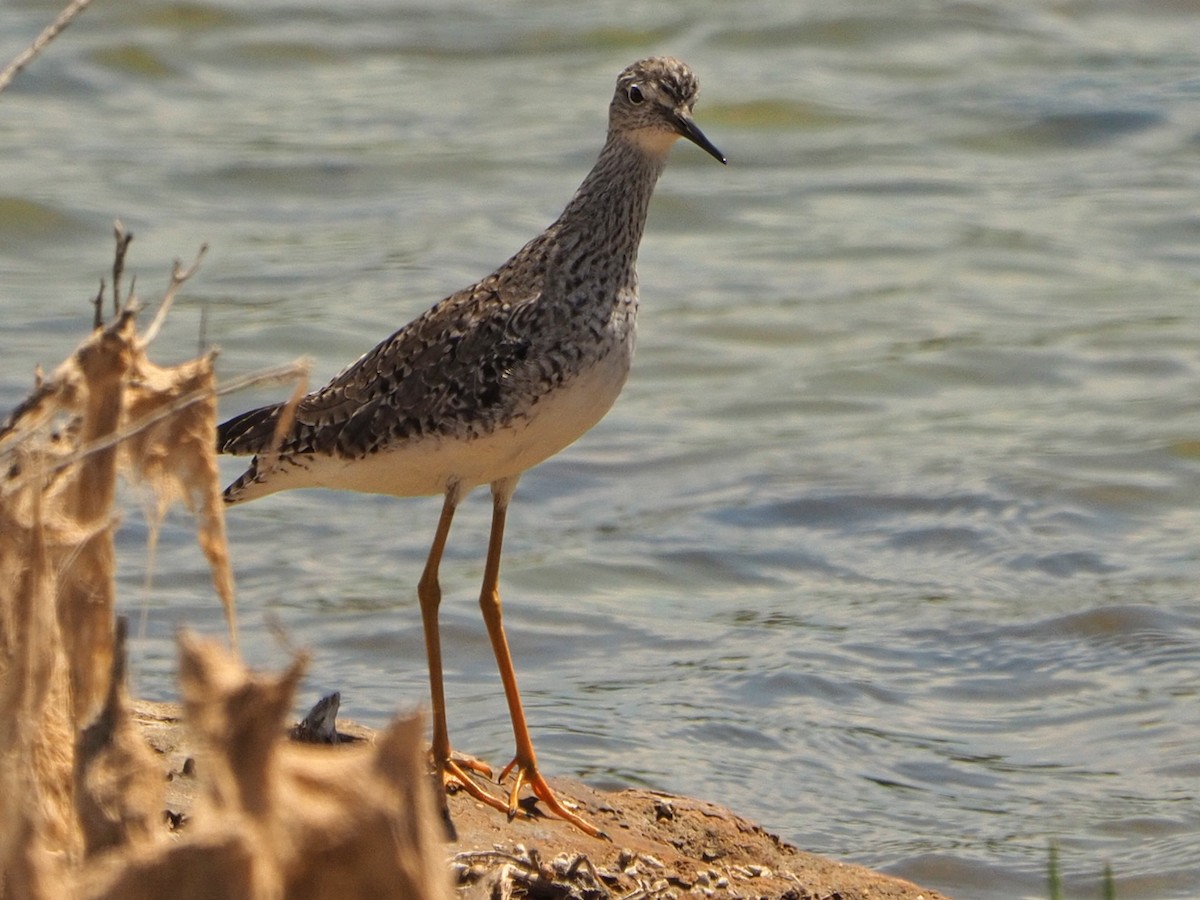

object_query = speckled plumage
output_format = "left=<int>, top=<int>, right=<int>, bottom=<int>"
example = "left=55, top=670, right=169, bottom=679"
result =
left=217, top=57, right=723, bottom=838
left=218, top=57, right=724, bottom=503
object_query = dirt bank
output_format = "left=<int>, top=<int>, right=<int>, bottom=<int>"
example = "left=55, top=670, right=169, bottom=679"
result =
left=139, top=699, right=949, bottom=900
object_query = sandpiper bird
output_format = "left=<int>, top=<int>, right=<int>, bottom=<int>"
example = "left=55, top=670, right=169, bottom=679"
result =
left=218, top=56, right=725, bottom=838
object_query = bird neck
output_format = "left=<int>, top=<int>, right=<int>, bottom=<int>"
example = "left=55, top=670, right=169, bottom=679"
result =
left=554, top=133, right=669, bottom=262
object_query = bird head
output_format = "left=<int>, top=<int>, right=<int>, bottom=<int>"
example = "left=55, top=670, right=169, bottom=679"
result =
left=610, top=57, right=726, bottom=165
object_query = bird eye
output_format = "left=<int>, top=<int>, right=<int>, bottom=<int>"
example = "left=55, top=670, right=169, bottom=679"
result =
left=627, top=84, right=644, bottom=104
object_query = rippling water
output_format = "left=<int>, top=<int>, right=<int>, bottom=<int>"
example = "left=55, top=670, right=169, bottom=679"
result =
left=3, top=2, right=1200, bottom=897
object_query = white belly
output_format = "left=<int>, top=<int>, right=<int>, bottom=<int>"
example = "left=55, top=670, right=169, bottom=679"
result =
left=291, top=345, right=632, bottom=498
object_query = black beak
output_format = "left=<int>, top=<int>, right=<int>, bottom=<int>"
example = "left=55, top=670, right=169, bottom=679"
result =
left=677, top=113, right=727, bottom=165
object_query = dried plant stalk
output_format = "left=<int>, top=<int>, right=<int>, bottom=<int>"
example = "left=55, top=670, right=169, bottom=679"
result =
left=76, top=635, right=450, bottom=900
left=0, top=235, right=444, bottom=900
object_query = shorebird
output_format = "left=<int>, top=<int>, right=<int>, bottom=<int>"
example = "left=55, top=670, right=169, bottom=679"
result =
left=218, top=56, right=725, bottom=838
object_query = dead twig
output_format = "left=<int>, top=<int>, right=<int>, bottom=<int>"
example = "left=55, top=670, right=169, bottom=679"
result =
left=452, top=848, right=616, bottom=900
left=111, top=220, right=134, bottom=318
left=139, top=242, right=208, bottom=348
left=0, top=0, right=94, bottom=96
left=92, top=280, right=105, bottom=331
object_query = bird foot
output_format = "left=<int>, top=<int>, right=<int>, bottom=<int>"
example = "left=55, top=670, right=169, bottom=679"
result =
left=440, top=753, right=510, bottom=814
left=449, top=750, right=494, bottom=779
left=498, top=757, right=609, bottom=840
left=435, top=748, right=608, bottom=839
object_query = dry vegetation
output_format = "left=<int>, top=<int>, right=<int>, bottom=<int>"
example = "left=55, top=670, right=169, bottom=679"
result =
left=0, top=232, right=449, bottom=900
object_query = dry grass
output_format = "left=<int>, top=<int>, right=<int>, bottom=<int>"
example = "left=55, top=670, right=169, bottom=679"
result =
left=0, top=233, right=449, bottom=900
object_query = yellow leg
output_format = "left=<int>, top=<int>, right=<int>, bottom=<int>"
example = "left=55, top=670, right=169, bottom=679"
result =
left=479, top=477, right=607, bottom=839
left=418, top=484, right=506, bottom=814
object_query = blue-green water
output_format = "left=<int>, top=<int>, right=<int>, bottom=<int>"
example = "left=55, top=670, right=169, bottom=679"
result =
left=3, top=2, right=1199, bottom=897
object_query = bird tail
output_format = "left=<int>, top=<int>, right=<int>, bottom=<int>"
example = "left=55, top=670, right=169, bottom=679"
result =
left=221, top=458, right=267, bottom=504
left=217, top=401, right=294, bottom=504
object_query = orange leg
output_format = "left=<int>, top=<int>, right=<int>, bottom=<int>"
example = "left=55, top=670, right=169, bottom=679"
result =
left=418, top=484, right=506, bottom=814
left=479, top=476, right=607, bottom=839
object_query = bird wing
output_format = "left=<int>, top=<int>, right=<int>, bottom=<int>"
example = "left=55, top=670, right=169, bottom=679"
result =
left=296, top=280, right=544, bottom=453
left=219, top=273, right=552, bottom=460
